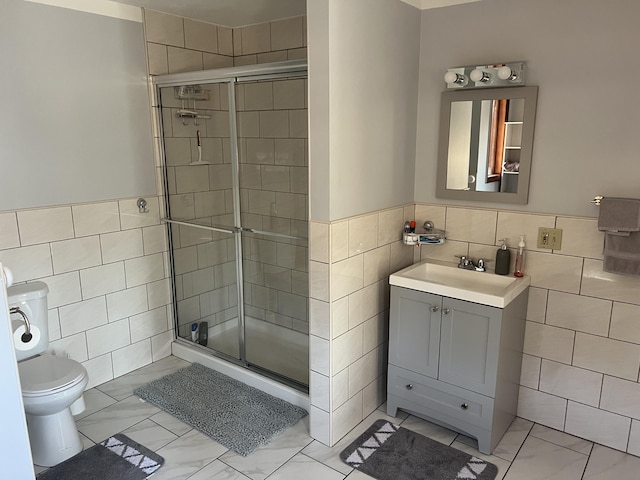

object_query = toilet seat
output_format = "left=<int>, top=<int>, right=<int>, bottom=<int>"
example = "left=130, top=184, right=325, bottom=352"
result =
left=18, top=354, right=86, bottom=397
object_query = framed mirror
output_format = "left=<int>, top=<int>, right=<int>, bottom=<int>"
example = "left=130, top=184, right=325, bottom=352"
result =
left=436, top=86, right=538, bottom=204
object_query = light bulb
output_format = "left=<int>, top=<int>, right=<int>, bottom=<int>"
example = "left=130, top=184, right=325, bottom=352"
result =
left=444, top=71, right=458, bottom=84
left=498, top=66, right=515, bottom=81
left=444, top=71, right=467, bottom=85
left=470, top=69, right=490, bottom=83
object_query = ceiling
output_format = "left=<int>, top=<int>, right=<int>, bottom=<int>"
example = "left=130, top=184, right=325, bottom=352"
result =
left=110, top=0, right=481, bottom=28
left=111, top=0, right=306, bottom=27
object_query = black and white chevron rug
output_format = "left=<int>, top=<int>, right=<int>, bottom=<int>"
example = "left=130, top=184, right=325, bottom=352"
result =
left=340, top=419, right=498, bottom=480
left=37, top=434, right=164, bottom=480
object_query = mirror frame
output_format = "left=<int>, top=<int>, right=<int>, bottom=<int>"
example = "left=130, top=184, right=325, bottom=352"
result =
left=436, top=86, right=538, bottom=204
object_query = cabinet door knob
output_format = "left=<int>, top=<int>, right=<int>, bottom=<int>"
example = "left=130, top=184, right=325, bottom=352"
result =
left=443, top=308, right=451, bottom=315
left=406, top=384, right=413, bottom=390
left=431, top=306, right=439, bottom=312
left=461, top=403, right=468, bottom=410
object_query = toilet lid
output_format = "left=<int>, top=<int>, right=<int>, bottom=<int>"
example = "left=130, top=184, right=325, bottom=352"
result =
left=18, top=354, right=86, bottom=396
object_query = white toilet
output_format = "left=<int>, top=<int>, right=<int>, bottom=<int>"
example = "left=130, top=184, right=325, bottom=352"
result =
left=8, top=281, right=89, bottom=467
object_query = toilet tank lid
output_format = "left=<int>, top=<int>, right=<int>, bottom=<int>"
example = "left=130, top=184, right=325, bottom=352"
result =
left=8, top=281, right=49, bottom=302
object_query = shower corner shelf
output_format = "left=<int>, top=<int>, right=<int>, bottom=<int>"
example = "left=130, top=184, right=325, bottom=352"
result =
left=175, top=85, right=210, bottom=101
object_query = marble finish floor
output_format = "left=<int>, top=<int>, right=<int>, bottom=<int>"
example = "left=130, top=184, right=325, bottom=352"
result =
left=35, top=356, right=640, bottom=479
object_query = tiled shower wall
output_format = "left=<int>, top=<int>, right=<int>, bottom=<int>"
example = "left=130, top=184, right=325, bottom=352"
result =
left=310, top=202, right=640, bottom=455
left=236, top=78, right=309, bottom=334
left=0, top=197, right=172, bottom=390
left=144, top=10, right=307, bottom=75
left=147, top=11, right=309, bottom=342
left=161, top=78, right=309, bottom=340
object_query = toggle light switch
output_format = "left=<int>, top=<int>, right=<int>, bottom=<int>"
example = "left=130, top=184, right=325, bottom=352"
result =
left=537, top=227, right=563, bottom=250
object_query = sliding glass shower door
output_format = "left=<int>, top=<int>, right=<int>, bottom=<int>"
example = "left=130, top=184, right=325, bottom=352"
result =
left=157, top=63, right=309, bottom=389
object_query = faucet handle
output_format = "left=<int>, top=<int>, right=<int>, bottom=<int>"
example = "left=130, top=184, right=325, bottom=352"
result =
left=474, top=258, right=493, bottom=272
left=454, top=254, right=468, bottom=268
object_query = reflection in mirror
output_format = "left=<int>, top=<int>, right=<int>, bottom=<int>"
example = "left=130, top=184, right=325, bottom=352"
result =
left=447, top=98, right=524, bottom=193
left=436, top=87, right=538, bottom=204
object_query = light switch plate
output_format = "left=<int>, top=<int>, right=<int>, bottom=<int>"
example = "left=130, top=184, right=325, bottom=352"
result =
left=537, top=227, right=563, bottom=250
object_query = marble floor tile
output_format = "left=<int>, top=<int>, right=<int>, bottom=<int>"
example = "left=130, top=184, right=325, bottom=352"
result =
left=35, top=355, right=640, bottom=480
left=219, top=418, right=313, bottom=480
left=74, top=388, right=117, bottom=420
left=95, top=355, right=189, bottom=400
left=504, top=436, right=588, bottom=480
left=583, top=444, right=640, bottom=479
left=122, top=418, right=178, bottom=451
left=187, top=460, right=252, bottom=480
left=150, top=410, right=193, bottom=436
left=267, top=453, right=345, bottom=480
left=152, top=429, right=229, bottom=480
left=76, top=395, right=160, bottom=442
left=493, top=417, right=534, bottom=462
left=400, top=414, right=459, bottom=446
left=529, top=423, right=593, bottom=455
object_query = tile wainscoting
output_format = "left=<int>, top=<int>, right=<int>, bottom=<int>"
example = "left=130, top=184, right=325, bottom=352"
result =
left=310, top=203, right=640, bottom=456
left=0, top=196, right=173, bottom=389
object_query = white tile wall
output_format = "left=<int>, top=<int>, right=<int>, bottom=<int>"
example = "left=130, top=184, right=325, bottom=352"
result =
left=18, top=207, right=75, bottom=246
left=72, top=202, right=120, bottom=237
left=310, top=203, right=640, bottom=456
left=1, top=196, right=172, bottom=392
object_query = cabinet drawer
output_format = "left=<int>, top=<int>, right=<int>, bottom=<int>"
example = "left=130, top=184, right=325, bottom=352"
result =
left=388, top=364, right=494, bottom=430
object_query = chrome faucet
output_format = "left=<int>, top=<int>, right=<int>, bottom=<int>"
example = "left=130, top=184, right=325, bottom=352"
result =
left=456, top=255, right=487, bottom=272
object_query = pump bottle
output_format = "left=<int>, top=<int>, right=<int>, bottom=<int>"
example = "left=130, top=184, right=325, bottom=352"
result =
left=495, top=239, right=510, bottom=275
left=514, top=235, right=525, bottom=277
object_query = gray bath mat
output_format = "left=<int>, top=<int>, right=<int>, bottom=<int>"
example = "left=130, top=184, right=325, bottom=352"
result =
left=37, top=434, right=163, bottom=480
left=134, top=363, right=308, bottom=456
left=340, top=419, right=498, bottom=480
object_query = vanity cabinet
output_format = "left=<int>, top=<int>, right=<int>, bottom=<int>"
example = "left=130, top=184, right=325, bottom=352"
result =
left=387, top=285, right=528, bottom=454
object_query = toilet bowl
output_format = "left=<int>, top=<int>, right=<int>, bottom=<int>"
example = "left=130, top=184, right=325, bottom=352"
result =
left=8, top=281, right=89, bottom=467
left=19, top=354, right=88, bottom=467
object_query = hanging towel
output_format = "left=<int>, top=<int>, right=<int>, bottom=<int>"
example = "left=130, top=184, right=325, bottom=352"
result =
left=597, top=197, right=640, bottom=235
left=597, top=197, right=640, bottom=275
left=603, top=232, right=640, bottom=275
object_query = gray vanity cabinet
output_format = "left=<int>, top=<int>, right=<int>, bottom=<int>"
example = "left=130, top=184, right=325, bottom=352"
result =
left=387, top=285, right=528, bottom=454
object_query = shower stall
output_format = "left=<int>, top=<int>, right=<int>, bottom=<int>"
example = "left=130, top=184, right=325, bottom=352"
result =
left=154, top=61, right=309, bottom=393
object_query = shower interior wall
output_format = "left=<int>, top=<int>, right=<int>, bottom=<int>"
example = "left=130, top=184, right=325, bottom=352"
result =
left=160, top=79, right=309, bottom=349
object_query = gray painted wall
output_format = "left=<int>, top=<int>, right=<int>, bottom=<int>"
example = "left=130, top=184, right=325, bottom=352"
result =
left=309, top=0, right=421, bottom=221
left=0, top=0, right=155, bottom=211
left=415, top=0, right=640, bottom=217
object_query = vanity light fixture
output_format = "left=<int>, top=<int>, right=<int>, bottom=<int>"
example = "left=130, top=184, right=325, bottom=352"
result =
left=444, top=62, right=526, bottom=89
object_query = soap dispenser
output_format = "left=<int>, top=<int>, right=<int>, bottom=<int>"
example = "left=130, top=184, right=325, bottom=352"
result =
left=495, top=239, right=510, bottom=275
left=514, top=235, right=526, bottom=277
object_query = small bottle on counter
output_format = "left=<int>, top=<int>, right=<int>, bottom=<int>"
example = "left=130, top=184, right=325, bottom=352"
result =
left=495, top=239, right=511, bottom=275
left=514, top=235, right=526, bottom=277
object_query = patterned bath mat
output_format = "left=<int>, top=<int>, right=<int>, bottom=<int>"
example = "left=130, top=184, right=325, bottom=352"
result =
left=340, top=419, right=498, bottom=480
left=134, top=363, right=308, bottom=456
left=37, top=434, right=163, bottom=480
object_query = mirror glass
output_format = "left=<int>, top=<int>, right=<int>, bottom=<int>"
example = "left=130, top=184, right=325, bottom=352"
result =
left=436, top=87, right=538, bottom=204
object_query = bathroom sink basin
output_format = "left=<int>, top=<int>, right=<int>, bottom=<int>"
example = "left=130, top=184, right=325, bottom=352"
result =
left=389, top=260, right=530, bottom=308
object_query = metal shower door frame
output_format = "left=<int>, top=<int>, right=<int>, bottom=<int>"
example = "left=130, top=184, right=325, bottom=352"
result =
left=153, top=60, right=308, bottom=380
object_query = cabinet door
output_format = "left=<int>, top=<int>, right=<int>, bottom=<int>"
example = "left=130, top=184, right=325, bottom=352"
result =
left=439, top=298, right=501, bottom=397
left=389, top=287, right=441, bottom=378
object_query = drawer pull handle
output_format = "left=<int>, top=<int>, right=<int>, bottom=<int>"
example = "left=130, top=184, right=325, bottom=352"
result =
left=406, top=384, right=413, bottom=390
left=461, top=403, right=468, bottom=410
left=431, top=306, right=439, bottom=312
left=443, top=308, right=451, bottom=315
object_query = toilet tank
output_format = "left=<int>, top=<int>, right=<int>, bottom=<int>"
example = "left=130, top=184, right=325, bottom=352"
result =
left=8, top=281, right=49, bottom=361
